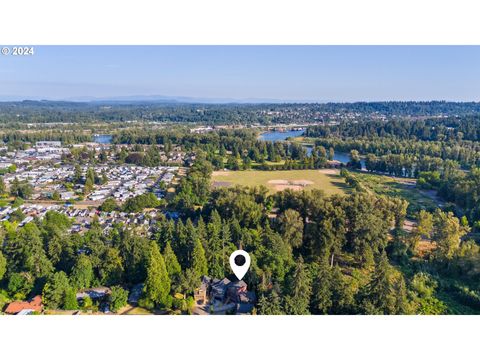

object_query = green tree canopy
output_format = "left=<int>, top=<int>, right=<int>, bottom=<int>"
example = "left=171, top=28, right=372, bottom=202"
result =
left=192, top=237, right=208, bottom=277
left=0, top=250, right=6, bottom=281
left=433, top=210, right=469, bottom=261
left=163, top=242, right=181, bottom=282
left=71, top=254, right=94, bottom=290
left=42, top=271, right=72, bottom=310
left=283, top=257, right=311, bottom=315
left=109, top=286, right=129, bottom=313
left=144, top=241, right=171, bottom=308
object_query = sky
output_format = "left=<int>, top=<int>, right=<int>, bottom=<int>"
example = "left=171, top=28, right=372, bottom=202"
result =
left=0, top=46, right=479, bottom=102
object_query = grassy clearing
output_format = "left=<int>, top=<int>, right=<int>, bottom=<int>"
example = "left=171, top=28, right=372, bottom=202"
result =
left=211, top=169, right=347, bottom=195
left=120, top=305, right=155, bottom=315
left=252, top=159, right=286, bottom=168
left=354, top=172, right=440, bottom=215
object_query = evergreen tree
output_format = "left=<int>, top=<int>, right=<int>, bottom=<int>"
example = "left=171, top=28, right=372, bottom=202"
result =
left=312, top=261, right=333, bottom=314
left=0, top=250, right=6, bottom=281
left=192, top=237, right=208, bottom=277
left=73, top=165, right=82, bottom=184
left=220, top=221, right=231, bottom=273
left=391, top=198, right=409, bottom=230
left=156, top=219, right=175, bottom=250
left=86, top=167, right=96, bottom=185
left=185, top=218, right=197, bottom=267
left=207, top=210, right=223, bottom=278
left=258, top=223, right=292, bottom=282
left=163, top=242, right=181, bottom=283
left=359, top=252, right=411, bottom=314
left=329, top=265, right=355, bottom=314
left=283, top=257, right=311, bottom=315
left=42, top=271, right=71, bottom=309
left=257, top=288, right=284, bottom=315
left=196, top=216, right=208, bottom=250
left=173, top=220, right=188, bottom=267
left=177, top=268, right=200, bottom=296
left=144, top=242, right=171, bottom=308
left=84, top=176, right=94, bottom=195
left=117, top=231, right=149, bottom=284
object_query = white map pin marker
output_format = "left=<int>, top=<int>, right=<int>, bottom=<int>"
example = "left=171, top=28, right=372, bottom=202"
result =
left=229, top=250, right=251, bottom=280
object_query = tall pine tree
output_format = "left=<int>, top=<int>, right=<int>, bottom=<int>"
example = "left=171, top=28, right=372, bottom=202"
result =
left=144, top=242, right=171, bottom=308
left=163, top=241, right=181, bottom=284
left=192, top=237, right=208, bottom=277
left=207, top=210, right=223, bottom=278
left=283, top=257, right=312, bottom=315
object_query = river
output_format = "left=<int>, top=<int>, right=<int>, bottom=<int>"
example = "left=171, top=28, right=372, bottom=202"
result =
left=259, top=129, right=363, bottom=167
left=93, top=135, right=113, bottom=144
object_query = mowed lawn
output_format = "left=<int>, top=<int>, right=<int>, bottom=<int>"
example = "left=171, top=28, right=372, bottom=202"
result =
left=211, top=169, right=347, bottom=195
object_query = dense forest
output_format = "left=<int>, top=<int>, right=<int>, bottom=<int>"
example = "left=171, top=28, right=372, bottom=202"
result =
left=303, top=116, right=480, bottom=226
left=2, top=100, right=480, bottom=124
left=306, top=116, right=480, bottom=141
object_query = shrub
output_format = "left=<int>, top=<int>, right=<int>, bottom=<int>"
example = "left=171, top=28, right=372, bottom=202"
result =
left=109, top=286, right=129, bottom=313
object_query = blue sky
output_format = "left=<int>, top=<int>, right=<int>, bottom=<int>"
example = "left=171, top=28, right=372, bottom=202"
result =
left=0, top=46, right=479, bottom=102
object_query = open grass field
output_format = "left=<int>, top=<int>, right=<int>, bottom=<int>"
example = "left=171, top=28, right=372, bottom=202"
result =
left=211, top=169, right=347, bottom=195
left=354, top=172, right=441, bottom=215
left=119, top=305, right=156, bottom=315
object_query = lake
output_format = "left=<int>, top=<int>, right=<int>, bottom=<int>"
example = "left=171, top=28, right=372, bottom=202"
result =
left=259, top=130, right=362, bottom=166
left=93, top=135, right=113, bottom=144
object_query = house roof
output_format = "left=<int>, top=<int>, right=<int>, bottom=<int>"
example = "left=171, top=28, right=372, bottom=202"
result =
left=76, top=287, right=111, bottom=300
left=5, top=295, right=43, bottom=314
left=17, top=309, right=35, bottom=315
left=229, top=280, right=247, bottom=289
left=236, top=303, right=255, bottom=314
left=211, top=278, right=231, bottom=295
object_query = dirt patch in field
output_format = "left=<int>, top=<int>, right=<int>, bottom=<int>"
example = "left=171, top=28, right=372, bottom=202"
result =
left=268, top=179, right=313, bottom=186
left=268, top=179, right=289, bottom=184
left=318, top=169, right=339, bottom=175
left=291, top=180, right=314, bottom=186
left=269, top=179, right=314, bottom=191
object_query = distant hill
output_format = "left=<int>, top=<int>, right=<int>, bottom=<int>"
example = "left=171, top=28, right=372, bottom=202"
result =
left=0, top=95, right=294, bottom=104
